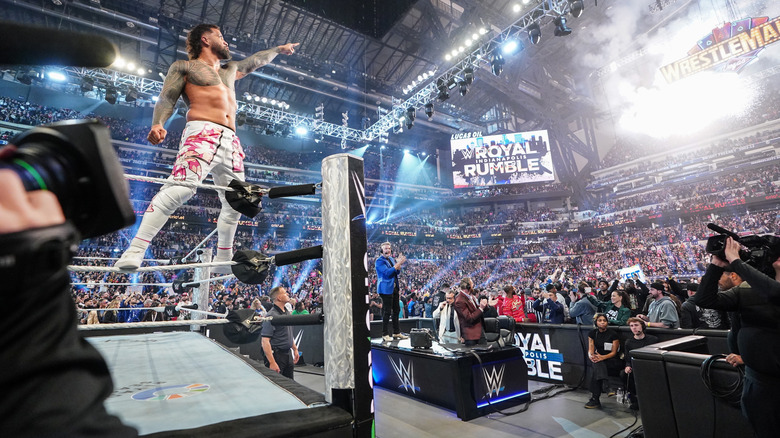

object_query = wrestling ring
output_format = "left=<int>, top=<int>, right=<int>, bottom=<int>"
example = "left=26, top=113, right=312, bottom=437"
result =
left=68, top=154, right=373, bottom=437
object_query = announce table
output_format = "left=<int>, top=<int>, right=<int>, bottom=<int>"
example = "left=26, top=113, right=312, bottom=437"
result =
left=371, top=339, right=530, bottom=420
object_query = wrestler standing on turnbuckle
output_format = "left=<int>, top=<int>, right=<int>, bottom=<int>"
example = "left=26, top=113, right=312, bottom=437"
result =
left=116, top=23, right=298, bottom=271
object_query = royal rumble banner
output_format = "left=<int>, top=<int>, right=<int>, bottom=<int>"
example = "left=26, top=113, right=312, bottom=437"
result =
left=451, top=130, right=555, bottom=189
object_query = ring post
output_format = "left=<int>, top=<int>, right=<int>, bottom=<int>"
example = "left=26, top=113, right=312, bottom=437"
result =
left=321, top=153, right=373, bottom=437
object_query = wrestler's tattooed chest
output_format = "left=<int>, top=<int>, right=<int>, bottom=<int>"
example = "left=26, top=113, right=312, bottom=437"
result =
left=187, top=61, right=235, bottom=90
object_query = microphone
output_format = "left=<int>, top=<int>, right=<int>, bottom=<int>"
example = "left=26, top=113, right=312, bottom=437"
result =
left=706, top=223, right=741, bottom=240
left=0, top=22, right=117, bottom=67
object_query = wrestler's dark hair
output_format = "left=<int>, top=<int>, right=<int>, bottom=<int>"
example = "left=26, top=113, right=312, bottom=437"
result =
left=187, top=24, right=219, bottom=59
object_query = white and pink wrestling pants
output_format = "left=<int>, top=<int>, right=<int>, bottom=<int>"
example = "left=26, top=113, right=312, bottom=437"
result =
left=125, top=121, right=246, bottom=260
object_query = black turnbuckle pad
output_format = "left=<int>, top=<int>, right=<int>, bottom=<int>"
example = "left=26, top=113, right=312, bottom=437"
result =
left=225, top=179, right=264, bottom=218
left=231, top=250, right=271, bottom=284
left=172, top=272, right=193, bottom=295
left=223, top=309, right=264, bottom=344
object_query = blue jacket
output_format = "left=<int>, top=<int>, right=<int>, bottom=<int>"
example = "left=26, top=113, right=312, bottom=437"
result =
left=569, top=296, right=597, bottom=324
left=533, top=298, right=565, bottom=324
left=375, top=255, right=400, bottom=295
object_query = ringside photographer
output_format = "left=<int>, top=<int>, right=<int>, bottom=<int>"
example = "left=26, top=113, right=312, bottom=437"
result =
left=0, top=165, right=137, bottom=437
left=694, top=232, right=780, bottom=438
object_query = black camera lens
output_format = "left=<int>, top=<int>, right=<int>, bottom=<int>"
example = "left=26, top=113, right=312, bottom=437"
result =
left=0, top=119, right=135, bottom=238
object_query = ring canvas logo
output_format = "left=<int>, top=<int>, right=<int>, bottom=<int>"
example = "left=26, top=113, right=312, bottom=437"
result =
left=482, top=364, right=506, bottom=399
left=389, top=357, right=419, bottom=394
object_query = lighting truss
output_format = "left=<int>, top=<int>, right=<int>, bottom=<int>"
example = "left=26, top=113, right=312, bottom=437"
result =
left=363, top=0, right=578, bottom=140
left=65, top=66, right=162, bottom=97
left=239, top=102, right=366, bottom=141
left=64, top=66, right=367, bottom=141
left=60, top=0, right=581, bottom=144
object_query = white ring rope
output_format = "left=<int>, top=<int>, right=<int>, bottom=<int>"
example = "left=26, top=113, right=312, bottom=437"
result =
left=125, top=174, right=237, bottom=192
left=183, top=228, right=218, bottom=260
left=70, top=274, right=235, bottom=288
left=182, top=274, right=236, bottom=287
left=68, top=260, right=237, bottom=273
left=72, top=282, right=171, bottom=287
left=77, top=319, right=231, bottom=330
left=72, top=257, right=171, bottom=262
left=78, top=305, right=228, bottom=318
left=77, top=306, right=171, bottom=313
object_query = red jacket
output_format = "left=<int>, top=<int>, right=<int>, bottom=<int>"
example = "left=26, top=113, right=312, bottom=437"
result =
left=501, top=295, right=526, bottom=323
left=454, top=292, right=484, bottom=341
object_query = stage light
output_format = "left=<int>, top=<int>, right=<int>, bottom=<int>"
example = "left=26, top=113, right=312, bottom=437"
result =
left=570, top=0, right=584, bottom=18
left=491, top=53, right=505, bottom=76
left=80, top=77, right=94, bottom=92
left=405, top=108, right=415, bottom=130
left=242, top=92, right=251, bottom=100
left=295, top=126, right=308, bottom=136
left=105, top=88, right=118, bottom=105
left=125, top=88, right=138, bottom=103
left=261, top=97, right=267, bottom=103
left=458, top=80, right=468, bottom=96
left=513, top=4, right=521, bottom=13
left=126, top=62, right=136, bottom=71
left=554, top=16, right=572, bottom=36
left=501, top=40, right=519, bottom=55
left=463, top=67, right=474, bottom=85
left=152, top=96, right=158, bottom=102
left=445, top=54, right=452, bottom=61
left=406, top=106, right=416, bottom=122
left=47, top=70, right=66, bottom=82
left=16, top=71, right=32, bottom=85
left=424, top=102, right=434, bottom=119
left=137, top=67, right=146, bottom=76
left=113, top=57, right=126, bottom=69
left=528, top=22, right=542, bottom=44
left=403, top=149, right=410, bottom=154
left=437, top=80, right=450, bottom=101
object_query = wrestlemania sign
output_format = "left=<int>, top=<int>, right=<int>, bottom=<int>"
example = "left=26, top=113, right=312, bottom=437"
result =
left=660, top=16, right=779, bottom=83
left=450, top=130, right=554, bottom=189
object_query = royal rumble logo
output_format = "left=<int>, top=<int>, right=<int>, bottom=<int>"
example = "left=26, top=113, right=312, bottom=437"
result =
left=516, top=332, right=564, bottom=381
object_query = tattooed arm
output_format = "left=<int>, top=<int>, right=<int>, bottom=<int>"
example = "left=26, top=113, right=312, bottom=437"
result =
left=148, top=60, right=188, bottom=144
left=234, top=43, right=299, bottom=80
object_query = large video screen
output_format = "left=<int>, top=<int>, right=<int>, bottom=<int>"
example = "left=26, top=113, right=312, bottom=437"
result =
left=451, top=130, right=554, bottom=189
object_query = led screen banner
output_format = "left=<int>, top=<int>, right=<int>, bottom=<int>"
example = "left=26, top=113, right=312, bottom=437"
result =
left=450, top=130, right=554, bottom=189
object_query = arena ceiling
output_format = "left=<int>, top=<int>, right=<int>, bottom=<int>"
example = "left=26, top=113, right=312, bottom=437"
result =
left=3, top=0, right=780, bottom=205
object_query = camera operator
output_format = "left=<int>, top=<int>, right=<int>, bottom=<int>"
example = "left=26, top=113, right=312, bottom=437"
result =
left=0, top=168, right=137, bottom=437
left=694, top=237, right=780, bottom=438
